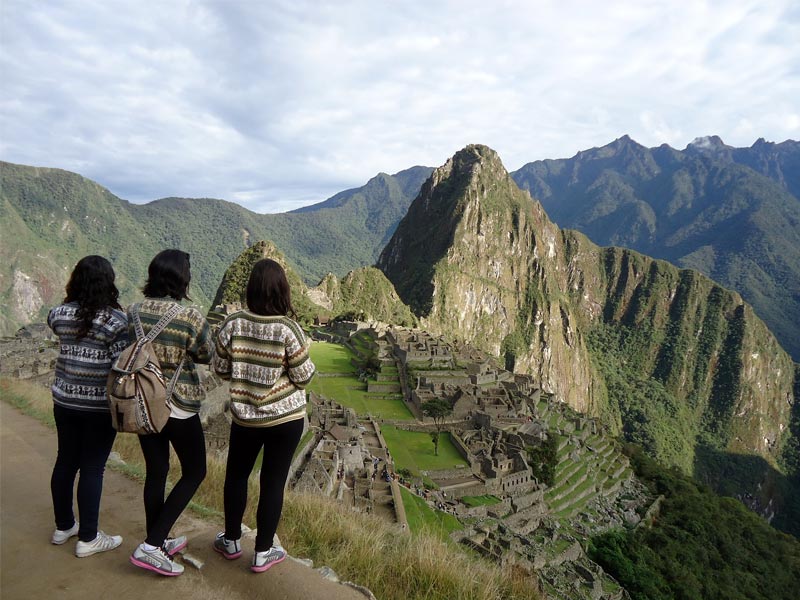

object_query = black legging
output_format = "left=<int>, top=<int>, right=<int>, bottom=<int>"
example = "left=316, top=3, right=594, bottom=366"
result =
left=138, top=414, right=206, bottom=547
left=51, top=404, right=117, bottom=542
left=223, top=419, right=304, bottom=552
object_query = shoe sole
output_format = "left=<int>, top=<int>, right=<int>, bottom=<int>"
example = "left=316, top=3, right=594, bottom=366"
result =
left=75, top=541, right=122, bottom=558
left=251, top=553, right=286, bottom=573
left=129, top=555, right=183, bottom=576
left=167, top=539, right=188, bottom=556
left=52, top=535, right=77, bottom=545
left=52, top=527, right=79, bottom=545
left=213, top=545, right=242, bottom=560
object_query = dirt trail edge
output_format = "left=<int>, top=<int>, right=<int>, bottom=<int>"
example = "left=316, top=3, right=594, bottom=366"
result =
left=0, top=401, right=367, bottom=600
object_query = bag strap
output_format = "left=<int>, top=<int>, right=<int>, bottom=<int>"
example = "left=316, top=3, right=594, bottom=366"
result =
left=132, top=302, right=183, bottom=343
left=132, top=302, right=187, bottom=399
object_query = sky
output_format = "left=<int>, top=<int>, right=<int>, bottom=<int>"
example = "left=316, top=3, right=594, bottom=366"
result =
left=1, top=0, right=798, bottom=213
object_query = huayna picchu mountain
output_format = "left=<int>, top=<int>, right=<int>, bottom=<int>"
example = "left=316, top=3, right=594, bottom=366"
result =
left=511, top=135, right=800, bottom=360
left=377, top=145, right=797, bottom=489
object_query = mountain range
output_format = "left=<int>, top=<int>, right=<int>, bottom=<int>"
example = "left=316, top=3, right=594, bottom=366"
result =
left=511, top=136, right=800, bottom=360
left=0, top=161, right=430, bottom=336
left=3, top=136, right=797, bottom=362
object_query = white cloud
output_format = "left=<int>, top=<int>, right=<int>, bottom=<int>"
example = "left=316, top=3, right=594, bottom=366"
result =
left=1, top=0, right=798, bottom=211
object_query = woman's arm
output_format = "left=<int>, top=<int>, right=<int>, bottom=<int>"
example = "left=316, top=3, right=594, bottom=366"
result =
left=186, top=309, right=212, bottom=365
left=212, top=321, right=232, bottom=380
left=285, top=327, right=315, bottom=389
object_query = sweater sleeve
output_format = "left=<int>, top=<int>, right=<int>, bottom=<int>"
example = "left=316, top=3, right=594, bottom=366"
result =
left=213, top=321, right=232, bottom=380
left=187, top=310, right=212, bottom=365
left=108, top=315, right=130, bottom=363
left=285, top=326, right=315, bottom=389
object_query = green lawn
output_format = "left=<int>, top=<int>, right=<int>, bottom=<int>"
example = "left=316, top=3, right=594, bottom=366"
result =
left=309, top=376, right=414, bottom=420
left=461, top=495, right=501, bottom=508
left=400, top=487, right=462, bottom=542
left=381, top=425, right=469, bottom=473
left=309, top=342, right=356, bottom=374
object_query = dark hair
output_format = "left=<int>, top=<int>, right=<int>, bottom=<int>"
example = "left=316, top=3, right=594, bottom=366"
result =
left=143, top=249, right=192, bottom=300
left=64, top=255, right=121, bottom=338
left=246, top=259, right=295, bottom=317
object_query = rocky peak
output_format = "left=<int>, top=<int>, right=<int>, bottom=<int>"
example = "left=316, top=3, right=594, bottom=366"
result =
left=685, top=135, right=732, bottom=157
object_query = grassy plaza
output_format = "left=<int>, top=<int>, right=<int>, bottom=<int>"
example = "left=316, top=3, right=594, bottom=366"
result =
left=380, top=425, right=469, bottom=473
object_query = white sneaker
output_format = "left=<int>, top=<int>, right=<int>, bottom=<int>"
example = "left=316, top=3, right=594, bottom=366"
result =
left=130, top=543, right=184, bottom=576
left=75, top=530, right=123, bottom=557
left=251, top=545, right=286, bottom=573
left=52, top=522, right=79, bottom=545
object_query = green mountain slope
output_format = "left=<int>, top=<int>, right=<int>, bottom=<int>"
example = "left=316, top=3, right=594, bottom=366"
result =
left=377, top=145, right=797, bottom=520
left=511, top=136, right=800, bottom=359
left=0, top=161, right=430, bottom=336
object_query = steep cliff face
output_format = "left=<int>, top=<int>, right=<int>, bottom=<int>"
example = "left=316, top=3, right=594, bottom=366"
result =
left=378, top=145, right=796, bottom=470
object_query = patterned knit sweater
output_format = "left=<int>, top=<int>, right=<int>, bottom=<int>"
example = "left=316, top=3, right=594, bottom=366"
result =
left=128, top=298, right=212, bottom=413
left=48, top=302, right=129, bottom=412
left=213, top=311, right=315, bottom=427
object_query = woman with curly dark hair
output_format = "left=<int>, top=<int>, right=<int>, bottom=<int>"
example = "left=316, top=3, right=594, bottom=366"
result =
left=48, top=255, right=129, bottom=557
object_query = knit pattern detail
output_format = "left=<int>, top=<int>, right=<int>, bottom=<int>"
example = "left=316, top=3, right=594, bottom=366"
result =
left=214, top=312, right=315, bottom=427
left=129, top=298, right=212, bottom=413
left=48, top=302, right=129, bottom=412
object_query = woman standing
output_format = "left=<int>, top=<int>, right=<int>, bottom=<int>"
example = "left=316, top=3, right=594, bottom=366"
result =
left=128, top=249, right=211, bottom=577
left=212, top=258, right=315, bottom=572
left=48, top=255, right=128, bottom=557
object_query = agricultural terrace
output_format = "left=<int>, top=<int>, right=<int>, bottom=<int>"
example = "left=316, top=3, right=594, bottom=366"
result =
left=309, top=341, right=414, bottom=421
left=400, top=487, right=462, bottom=542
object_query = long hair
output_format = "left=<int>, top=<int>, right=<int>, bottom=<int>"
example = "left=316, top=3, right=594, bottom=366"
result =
left=64, top=255, right=121, bottom=338
left=246, top=259, right=295, bottom=318
left=142, top=249, right=191, bottom=300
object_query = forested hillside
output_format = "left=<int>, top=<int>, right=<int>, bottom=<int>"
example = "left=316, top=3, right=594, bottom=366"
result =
left=0, top=161, right=430, bottom=335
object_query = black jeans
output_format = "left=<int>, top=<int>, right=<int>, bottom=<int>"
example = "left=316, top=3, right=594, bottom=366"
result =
left=51, top=404, right=117, bottom=542
left=138, top=414, right=206, bottom=547
left=224, top=419, right=304, bottom=551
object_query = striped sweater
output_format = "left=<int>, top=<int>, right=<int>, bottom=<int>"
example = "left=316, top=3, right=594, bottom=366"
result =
left=213, top=311, right=315, bottom=427
left=128, top=298, right=212, bottom=413
left=48, top=302, right=129, bottom=412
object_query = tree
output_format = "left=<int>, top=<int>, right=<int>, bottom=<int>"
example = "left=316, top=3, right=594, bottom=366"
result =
left=421, top=399, right=452, bottom=456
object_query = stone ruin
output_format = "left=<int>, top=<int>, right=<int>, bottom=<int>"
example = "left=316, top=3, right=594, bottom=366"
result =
left=0, top=324, right=58, bottom=382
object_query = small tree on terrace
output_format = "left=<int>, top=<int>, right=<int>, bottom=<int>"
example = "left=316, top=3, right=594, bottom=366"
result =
left=421, top=399, right=452, bottom=456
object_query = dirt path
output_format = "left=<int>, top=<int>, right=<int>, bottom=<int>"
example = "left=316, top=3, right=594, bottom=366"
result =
left=0, top=402, right=367, bottom=600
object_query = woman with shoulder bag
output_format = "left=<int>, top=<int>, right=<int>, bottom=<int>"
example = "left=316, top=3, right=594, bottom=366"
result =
left=128, top=249, right=211, bottom=577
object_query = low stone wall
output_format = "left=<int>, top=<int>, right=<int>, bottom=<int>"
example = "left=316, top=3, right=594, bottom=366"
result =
left=426, top=465, right=473, bottom=481
left=288, top=425, right=321, bottom=484
left=367, top=382, right=401, bottom=393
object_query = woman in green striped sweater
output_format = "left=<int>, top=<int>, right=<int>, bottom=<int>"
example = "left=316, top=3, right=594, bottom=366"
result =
left=128, top=249, right=212, bottom=577
left=212, top=258, right=316, bottom=573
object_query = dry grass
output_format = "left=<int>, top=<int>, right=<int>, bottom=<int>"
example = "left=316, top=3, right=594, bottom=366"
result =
left=282, top=492, right=538, bottom=600
left=1, top=377, right=540, bottom=600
